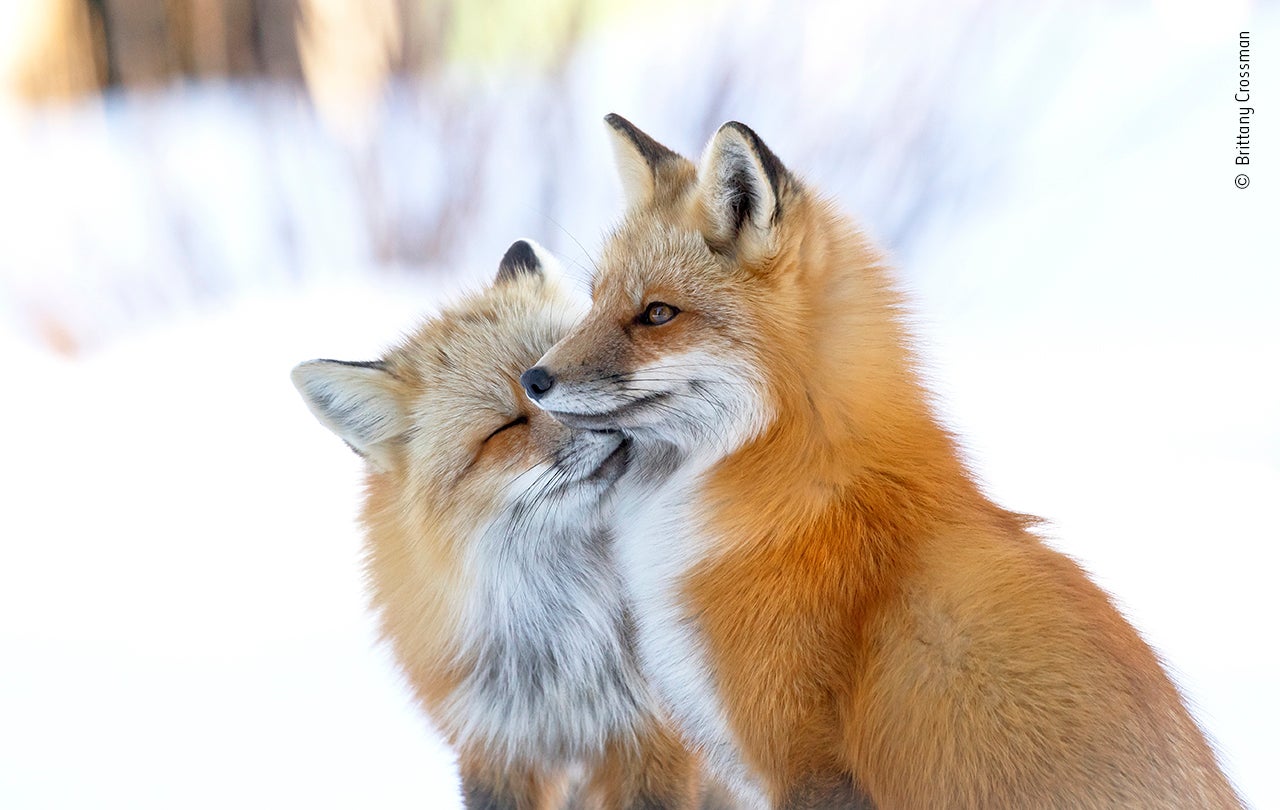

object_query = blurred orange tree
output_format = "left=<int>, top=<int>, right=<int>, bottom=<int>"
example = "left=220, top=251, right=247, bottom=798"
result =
left=1, top=0, right=664, bottom=104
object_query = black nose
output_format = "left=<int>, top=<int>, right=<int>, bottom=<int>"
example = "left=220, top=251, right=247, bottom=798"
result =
left=520, top=367, right=555, bottom=399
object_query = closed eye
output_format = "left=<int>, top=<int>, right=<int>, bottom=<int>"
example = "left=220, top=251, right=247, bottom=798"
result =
left=483, top=415, right=528, bottom=442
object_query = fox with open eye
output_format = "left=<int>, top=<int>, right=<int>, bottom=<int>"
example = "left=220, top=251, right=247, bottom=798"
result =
left=291, top=241, right=703, bottom=810
left=523, top=116, right=1242, bottom=809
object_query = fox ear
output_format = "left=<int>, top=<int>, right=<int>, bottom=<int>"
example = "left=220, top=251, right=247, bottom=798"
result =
left=604, top=113, right=689, bottom=208
left=495, top=238, right=559, bottom=284
left=496, top=239, right=542, bottom=283
left=697, top=121, right=792, bottom=259
left=291, top=359, right=407, bottom=471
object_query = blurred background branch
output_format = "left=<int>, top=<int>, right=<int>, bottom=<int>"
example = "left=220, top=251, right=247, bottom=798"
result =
left=0, top=0, right=1267, bottom=365
left=0, top=0, right=671, bottom=354
left=3, top=0, right=619, bottom=101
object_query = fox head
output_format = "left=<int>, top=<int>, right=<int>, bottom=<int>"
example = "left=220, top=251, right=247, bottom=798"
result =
left=522, top=115, right=924, bottom=470
left=292, top=238, right=628, bottom=555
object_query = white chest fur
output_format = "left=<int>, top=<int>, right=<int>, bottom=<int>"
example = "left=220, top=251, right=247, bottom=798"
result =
left=614, top=460, right=770, bottom=808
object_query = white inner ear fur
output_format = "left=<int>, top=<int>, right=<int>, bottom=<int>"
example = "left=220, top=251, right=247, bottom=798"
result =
left=698, top=127, right=779, bottom=253
left=515, top=239, right=590, bottom=312
left=291, top=360, right=407, bottom=471
left=522, top=238, right=564, bottom=282
left=607, top=125, right=658, bottom=209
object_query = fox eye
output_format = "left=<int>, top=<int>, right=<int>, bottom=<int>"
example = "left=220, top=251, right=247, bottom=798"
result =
left=484, top=415, right=528, bottom=442
left=639, top=302, right=679, bottom=326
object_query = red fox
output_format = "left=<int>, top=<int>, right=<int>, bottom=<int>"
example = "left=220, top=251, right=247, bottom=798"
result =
left=520, top=116, right=1243, bottom=809
left=291, top=241, right=702, bottom=809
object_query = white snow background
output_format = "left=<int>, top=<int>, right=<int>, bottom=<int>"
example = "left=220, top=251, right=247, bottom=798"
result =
left=1, top=1, right=1277, bottom=807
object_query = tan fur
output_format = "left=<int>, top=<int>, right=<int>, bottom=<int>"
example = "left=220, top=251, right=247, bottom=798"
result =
left=536, top=121, right=1242, bottom=808
left=297, top=262, right=703, bottom=809
left=584, top=720, right=704, bottom=809
left=362, top=274, right=584, bottom=721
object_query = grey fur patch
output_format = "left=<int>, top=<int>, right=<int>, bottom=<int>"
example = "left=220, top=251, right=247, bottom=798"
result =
left=629, top=440, right=685, bottom=489
left=454, top=516, right=651, bottom=764
left=444, top=430, right=663, bottom=771
left=462, top=778, right=520, bottom=810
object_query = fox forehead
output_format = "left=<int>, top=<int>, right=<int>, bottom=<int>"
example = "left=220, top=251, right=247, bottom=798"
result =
left=393, top=283, right=577, bottom=400
left=587, top=226, right=771, bottom=346
left=594, top=219, right=724, bottom=306
left=377, top=279, right=582, bottom=498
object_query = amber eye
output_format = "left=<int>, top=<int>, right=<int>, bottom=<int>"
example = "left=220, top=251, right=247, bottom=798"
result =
left=639, top=302, right=680, bottom=326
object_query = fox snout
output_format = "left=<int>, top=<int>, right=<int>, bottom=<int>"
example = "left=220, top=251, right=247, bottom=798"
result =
left=520, top=366, right=555, bottom=400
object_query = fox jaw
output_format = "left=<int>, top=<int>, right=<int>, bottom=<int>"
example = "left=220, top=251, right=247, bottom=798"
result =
left=291, top=241, right=645, bottom=764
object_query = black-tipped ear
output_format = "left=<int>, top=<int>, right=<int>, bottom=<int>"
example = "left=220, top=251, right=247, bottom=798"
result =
left=697, top=121, right=793, bottom=257
left=604, top=113, right=691, bottom=208
left=291, top=359, right=407, bottom=471
left=496, top=239, right=542, bottom=283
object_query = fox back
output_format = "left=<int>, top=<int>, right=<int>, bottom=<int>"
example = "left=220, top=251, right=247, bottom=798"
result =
left=524, top=117, right=1241, bottom=809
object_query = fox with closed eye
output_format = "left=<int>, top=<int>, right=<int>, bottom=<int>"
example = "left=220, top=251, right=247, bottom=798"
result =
left=291, top=241, right=703, bottom=810
left=522, top=117, right=1242, bottom=809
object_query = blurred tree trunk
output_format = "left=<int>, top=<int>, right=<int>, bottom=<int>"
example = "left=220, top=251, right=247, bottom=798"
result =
left=7, top=0, right=104, bottom=101
left=7, top=0, right=307, bottom=100
left=100, top=0, right=177, bottom=88
left=250, top=0, right=303, bottom=81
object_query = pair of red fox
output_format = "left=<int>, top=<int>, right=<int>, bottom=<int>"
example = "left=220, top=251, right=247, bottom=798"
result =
left=293, top=115, right=1241, bottom=808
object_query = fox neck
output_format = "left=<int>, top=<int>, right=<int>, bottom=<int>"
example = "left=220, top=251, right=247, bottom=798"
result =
left=706, top=203, right=994, bottom=568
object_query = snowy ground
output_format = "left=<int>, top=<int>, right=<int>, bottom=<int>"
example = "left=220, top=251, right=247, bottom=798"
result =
left=1, top=1, right=1276, bottom=807
left=0, top=280, right=466, bottom=807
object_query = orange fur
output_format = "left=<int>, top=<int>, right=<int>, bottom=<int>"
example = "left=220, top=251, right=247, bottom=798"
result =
left=584, top=720, right=704, bottom=809
left=533, top=119, right=1241, bottom=808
